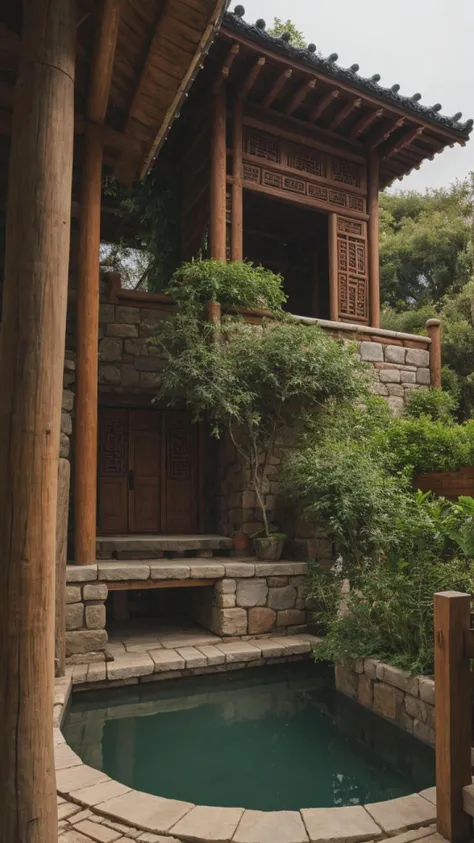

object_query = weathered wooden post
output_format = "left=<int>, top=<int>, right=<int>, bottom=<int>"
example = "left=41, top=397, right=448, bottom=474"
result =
left=210, top=84, right=227, bottom=261
left=0, top=0, right=75, bottom=838
left=368, top=149, right=380, bottom=329
left=231, top=94, right=243, bottom=262
left=75, top=0, right=121, bottom=565
left=328, top=213, right=339, bottom=322
left=434, top=591, right=472, bottom=843
left=427, top=318, right=442, bottom=389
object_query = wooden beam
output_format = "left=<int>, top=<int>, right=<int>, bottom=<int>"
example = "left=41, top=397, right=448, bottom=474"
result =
left=124, top=0, right=170, bottom=131
left=210, top=86, right=227, bottom=260
left=310, top=89, right=340, bottom=122
left=368, top=149, right=380, bottom=329
left=381, top=125, right=424, bottom=159
left=240, top=56, right=266, bottom=98
left=350, top=107, right=383, bottom=139
left=370, top=117, right=405, bottom=149
left=0, top=0, right=75, bottom=837
left=264, top=68, right=293, bottom=109
left=329, top=214, right=339, bottom=321
left=75, top=0, right=120, bottom=565
left=231, top=95, right=243, bottom=261
left=214, top=43, right=240, bottom=93
left=107, top=579, right=216, bottom=590
left=434, top=592, right=472, bottom=843
left=330, top=97, right=362, bottom=131
left=286, top=78, right=317, bottom=116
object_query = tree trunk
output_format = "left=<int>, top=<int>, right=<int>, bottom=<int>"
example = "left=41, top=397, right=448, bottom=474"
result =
left=0, top=0, right=75, bottom=840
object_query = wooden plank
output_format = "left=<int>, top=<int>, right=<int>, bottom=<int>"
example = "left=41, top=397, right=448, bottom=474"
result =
left=286, top=78, right=317, bottom=116
left=210, top=86, right=227, bottom=260
left=328, top=214, right=339, bottom=321
left=240, top=56, right=265, bottom=98
left=330, top=97, right=362, bottom=131
left=368, top=149, right=380, bottom=328
left=310, top=89, right=339, bottom=122
left=124, top=0, right=171, bottom=132
left=0, top=0, right=75, bottom=837
left=231, top=94, right=243, bottom=261
left=434, top=591, right=472, bottom=843
left=243, top=179, right=369, bottom=222
left=350, top=107, right=383, bottom=139
left=107, top=579, right=216, bottom=590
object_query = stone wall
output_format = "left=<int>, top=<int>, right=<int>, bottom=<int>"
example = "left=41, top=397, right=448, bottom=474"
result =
left=335, top=659, right=435, bottom=746
left=65, top=568, right=108, bottom=663
left=358, top=341, right=430, bottom=416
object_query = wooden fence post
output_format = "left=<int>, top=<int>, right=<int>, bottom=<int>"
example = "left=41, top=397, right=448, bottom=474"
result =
left=426, top=318, right=442, bottom=388
left=434, top=591, right=472, bottom=843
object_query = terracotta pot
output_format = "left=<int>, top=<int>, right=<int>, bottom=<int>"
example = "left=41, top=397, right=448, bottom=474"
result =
left=232, top=531, right=250, bottom=555
left=254, top=536, right=285, bottom=561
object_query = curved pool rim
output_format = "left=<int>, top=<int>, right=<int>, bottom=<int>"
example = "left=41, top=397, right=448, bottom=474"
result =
left=55, top=676, right=438, bottom=843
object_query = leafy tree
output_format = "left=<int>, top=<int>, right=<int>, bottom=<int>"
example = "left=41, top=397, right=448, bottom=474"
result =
left=267, top=18, right=307, bottom=48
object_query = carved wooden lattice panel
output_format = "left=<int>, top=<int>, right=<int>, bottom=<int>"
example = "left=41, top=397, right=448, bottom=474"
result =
left=166, top=415, right=193, bottom=480
left=288, top=144, right=323, bottom=176
left=244, top=130, right=280, bottom=163
left=100, top=411, right=127, bottom=476
left=330, top=157, right=361, bottom=188
left=336, top=216, right=368, bottom=323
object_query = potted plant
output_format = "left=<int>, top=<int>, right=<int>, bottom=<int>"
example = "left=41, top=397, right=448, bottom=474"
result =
left=152, top=259, right=366, bottom=559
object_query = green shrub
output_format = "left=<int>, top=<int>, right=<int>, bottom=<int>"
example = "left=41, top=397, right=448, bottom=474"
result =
left=167, top=259, right=287, bottom=313
left=404, top=387, right=457, bottom=422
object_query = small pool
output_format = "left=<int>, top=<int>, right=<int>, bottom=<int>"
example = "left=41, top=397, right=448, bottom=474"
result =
left=64, top=663, right=434, bottom=811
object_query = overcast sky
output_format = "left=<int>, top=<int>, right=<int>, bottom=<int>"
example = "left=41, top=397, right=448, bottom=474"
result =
left=240, top=0, right=474, bottom=193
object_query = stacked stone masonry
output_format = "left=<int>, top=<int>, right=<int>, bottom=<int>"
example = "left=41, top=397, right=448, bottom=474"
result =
left=335, top=659, right=435, bottom=746
left=357, top=340, right=431, bottom=416
left=65, top=560, right=310, bottom=663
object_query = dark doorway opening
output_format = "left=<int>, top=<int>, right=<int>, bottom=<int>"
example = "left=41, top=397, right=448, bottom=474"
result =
left=243, top=192, right=330, bottom=319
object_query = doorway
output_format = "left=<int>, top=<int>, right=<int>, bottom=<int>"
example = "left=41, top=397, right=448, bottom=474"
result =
left=98, top=408, right=200, bottom=535
left=243, top=192, right=330, bottom=318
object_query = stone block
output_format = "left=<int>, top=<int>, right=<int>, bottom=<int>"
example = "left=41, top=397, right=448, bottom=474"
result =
left=236, top=578, right=268, bottom=608
left=61, top=412, right=72, bottom=436
left=363, top=659, right=380, bottom=680
left=301, top=805, right=382, bottom=843
left=99, top=365, right=121, bottom=385
left=124, top=338, right=148, bottom=356
left=107, top=652, right=154, bottom=680
left=359, top=341, right=383, bottom=362
left=373, top=682, right=404, bottom=721
left=225, top=562, right=255, bottom=577
left=75, top=819, right=123, bottom=842
left=106, top=324, right=138, bottom=338
left=150, top=649, right=185, bottom=672
left=405, top=694, right=433, bottom=726
left=268, top=576, right=288, bottom=587
left=140, top=372, right=161, bottom=388
left=419, top=677, right=435, bottom=705
left=62, top=389, right=74, bottom=411
left=98, top=562, right=150, bottom=580
left=406, top=348, right=430, bottom=367
left=150, top=562, right=190, bottom=580
left=385, top=345, right=407, bottom=364
left=66, top=586, right=82, bottom=604
left=280, top=636, right=311, bottom=655
left=233, top=809, right=308, bottom=843
left=357, top=674, right=373, bottom=709
left=171, top=805, right=244, bottom=843
left=388, top=396, right=405, bottom=416
left=417, top=367, right=431, bottom=385
left=401, top=370, right=416, bottom=384
left=121, top=365, right=140, bottom=387
left=212, top=608, right=248, bottom=636
left=268, top=585, right=297, bottom=610
left=277, top=609, right=306, bottom=627
left=380, top=368, right=401, bottom=383
left=216, top=593, right=236, bottom=608
left=399, top=710, right=414, bottom=735
left=85, top=604, right=106, bottom=630
left=99, top=303, right=115, bottom=324
left=217, top=641, right=261, bottom=663
left=94, top=790, right=193, bottom=835
left=197, top=645, right=226, bottom=666
left=176, top=646, right=208, bottom=668
left=215, top=579, right=236, bottom=594
left=99, top=337, right=122, bottom=362
left=388, top=384, right=405, bottom=397
left=365, top=795, right=435, bottom=834
left=66, top=630, right=107, bottom=656
left=66, top=603, right=84, bottom=631
left=255, top=562, right=307, bottom=576
left=382, top=664, right=419, bottom=696
left=372, top=383, right=389, bottom=396
left=83, top=584, right=108, bottom=601
left=335, top=662, right=358, bottom=700
left=116, top=306, right=141, bottom=324
left=60, top=433, right=70, bottom=458
left=248, top=607, right=277, bottom=634
left=135, top=356, right=165, bottom=372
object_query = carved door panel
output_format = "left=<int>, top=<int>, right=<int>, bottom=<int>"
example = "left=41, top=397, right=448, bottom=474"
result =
left=129, top=411, right=161, bottom=534
left=162, top=411, right=199, bottom=534
left=334, top=215, right=369, bottom=324
left=98, top=408, right=129, bottom=535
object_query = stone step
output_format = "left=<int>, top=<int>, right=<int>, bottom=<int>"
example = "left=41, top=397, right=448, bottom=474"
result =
left=96, top=533, right=233, bottom=560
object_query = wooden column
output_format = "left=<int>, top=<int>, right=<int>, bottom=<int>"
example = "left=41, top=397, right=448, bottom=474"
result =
left=0, top=0, right=75, bottom=839
left=368, top=149, right=381, bottom=328
left=427, top=318, right=442, bottom=388
left=231, top=95, right=243, bottom=262
left=434, top=591, right=472, bottom=843
left=210, top=86, right=227, bottom=261
left=55, top=458, right=71, bottom=677
left=75, top=0, right=121, bottom=565
left=328, top=213, right=339, bottom=321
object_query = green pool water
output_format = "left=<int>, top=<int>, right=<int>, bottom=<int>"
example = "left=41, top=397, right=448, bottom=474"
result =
left=65, top=663, right=434, bottom=811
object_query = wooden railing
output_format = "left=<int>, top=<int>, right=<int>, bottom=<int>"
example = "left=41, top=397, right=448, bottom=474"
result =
left=415, top=468, right=474, bottom=500
left=434, top=591, right=473, bottom=842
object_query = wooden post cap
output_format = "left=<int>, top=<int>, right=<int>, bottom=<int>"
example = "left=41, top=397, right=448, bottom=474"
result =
left=426, top=318, right=441, bottom=328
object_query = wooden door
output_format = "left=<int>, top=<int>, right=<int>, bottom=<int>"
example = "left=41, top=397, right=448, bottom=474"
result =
left=162, top=411, right=199, bottom=534
left=98, top=408, right=129, bottom=534
left=129, top=410, right=161, bottom=533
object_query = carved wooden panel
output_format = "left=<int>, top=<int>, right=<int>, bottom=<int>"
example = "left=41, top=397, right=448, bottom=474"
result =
left=244, top=130, right=280, bottom=163
left=329, top=157, right=362, bottom=188
left=287, top=144, right=323, bottom=176
left=98, top=409, right=129, bottom=535
left=243, top=162, right=366, bottom=214
left=336, top=216, right=368, bottom=323
left=163, top=412, right=199, bottom=534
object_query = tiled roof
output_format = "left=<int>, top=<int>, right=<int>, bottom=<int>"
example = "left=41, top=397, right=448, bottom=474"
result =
left=224, top=6, right=473, bottom=140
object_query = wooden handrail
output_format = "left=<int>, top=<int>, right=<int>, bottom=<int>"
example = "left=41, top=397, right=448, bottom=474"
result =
left=434, top=591, right=472, bottom=842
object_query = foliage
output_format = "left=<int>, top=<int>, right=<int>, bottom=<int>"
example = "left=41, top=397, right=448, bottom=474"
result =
left=167, top=260, right=287, bottom=313
left=379, top=179, right=474, bottom=309
left=153, top=296, right=367, bottom=536
left=267, top=18, right=307, bottom=48
left=403, top=387, right=457, bottom=422
left=381, top=416, right=474, bottom=476
left=311, top=552, right=471, bottom=675
left=101, top=171, right=180, bottom=291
